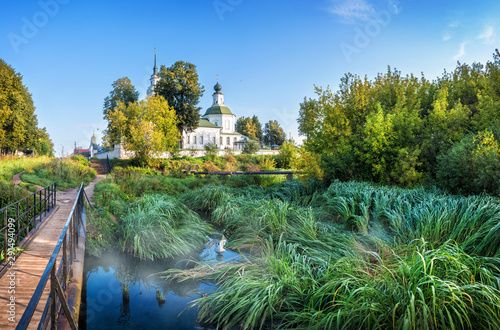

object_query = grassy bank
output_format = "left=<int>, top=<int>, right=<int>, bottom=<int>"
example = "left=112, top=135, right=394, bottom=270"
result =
left=21, top=157, right=96, bottom=189
left=0, top=155, right=53, bottom=208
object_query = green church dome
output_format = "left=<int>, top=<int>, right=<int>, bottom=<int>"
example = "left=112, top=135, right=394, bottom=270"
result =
left=203, top=105, right=233, bottom=116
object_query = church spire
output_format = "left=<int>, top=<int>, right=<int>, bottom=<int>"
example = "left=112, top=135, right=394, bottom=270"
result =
left=153, top=47, right=158, bottom=75
left=147, top=48, right=161, bottom=97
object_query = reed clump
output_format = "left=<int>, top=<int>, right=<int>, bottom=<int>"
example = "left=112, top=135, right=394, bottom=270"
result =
left=120, top=194, right=212, bottom=260
left=168, top=180, right=500, bottom=329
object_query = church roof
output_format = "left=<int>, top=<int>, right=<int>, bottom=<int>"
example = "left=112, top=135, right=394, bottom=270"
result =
left=203, top=105, right=234, bottom=116
left=198, top=118, right=220, bottom=128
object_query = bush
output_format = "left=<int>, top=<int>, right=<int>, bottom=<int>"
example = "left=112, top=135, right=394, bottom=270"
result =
left=243, top=142, right=259, bottom=154
left=437, top=131, right=500, bottom=195
left=71, top=154, right=90, bottom=167
left=204, top=142, right=218, bottom=156
left=275, top=140, right=297, bottom=169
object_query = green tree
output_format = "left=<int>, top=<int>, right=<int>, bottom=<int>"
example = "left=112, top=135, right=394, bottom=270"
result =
left=437, top=130, right=500, bottom=195
left=103, top=77, right=139, bottom=147
left=0, top=59, right=44, bottom=155
left=106, top=95, right=179, bottom=164
left=473, top=49, right=500, bottom=139
left=263, top=120, right=286, bottom=147
left=251, top=115, right=263, bottom=141
left=236, top=116, right=262, bottom=142
left=298, top=93, right=323, bottom=141
left=155, top=61, right=204, bottom=141
left=33, top=127, right=54, bottom=156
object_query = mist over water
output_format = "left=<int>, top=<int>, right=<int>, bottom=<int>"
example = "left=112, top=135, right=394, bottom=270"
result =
left=80, top=238, right=241, bottom=329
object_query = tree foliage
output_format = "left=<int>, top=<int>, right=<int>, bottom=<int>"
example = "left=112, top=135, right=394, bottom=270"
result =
left=236, top=116, right=262, bottom=142
left=155, top=61, right=204, bottom=134
left=0, top=59, right=53, bottom=156
left=298, top=50, right=500, bottom=194
left=105, top=95, right=179, bottom=164
left=102, top=77, right=139, bottom=146
left=263, top=120, right=286, bottom=147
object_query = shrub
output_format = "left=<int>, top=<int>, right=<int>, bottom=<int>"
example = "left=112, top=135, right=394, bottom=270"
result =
left=437, top=131, right=500, bottom=195
left=243, top=142, right=259, bottom=154
left=275, top=140, right=297, bottom=169
left=204, top=142, right=218, bottom=156
left=71, top=154, right=90, bottom=167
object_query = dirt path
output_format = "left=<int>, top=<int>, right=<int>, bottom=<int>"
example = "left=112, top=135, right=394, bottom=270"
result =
left=10, top=170, right=44, bottom=191
left=84, top=174, right=106, bottom=206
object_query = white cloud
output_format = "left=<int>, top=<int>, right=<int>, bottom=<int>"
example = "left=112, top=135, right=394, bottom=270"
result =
left=442, top=32, right=452, bottom=42
left=453, top=42, right=466, bottom=61
left=477, top=26, right=496, bottom=44
left=448, top=21, right=461, bottom=28
left=328, top=0, right=376, bottom=23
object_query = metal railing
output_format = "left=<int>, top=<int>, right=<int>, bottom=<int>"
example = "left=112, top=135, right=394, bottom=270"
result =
left=16, top=183, right=86, bottom=330
left=105, top=155, right=112, bottom=174
left=0, top=183, right=56, bottom=274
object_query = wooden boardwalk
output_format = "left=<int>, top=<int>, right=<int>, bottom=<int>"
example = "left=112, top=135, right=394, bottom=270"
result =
left=0, top=175, right=105, bottom=329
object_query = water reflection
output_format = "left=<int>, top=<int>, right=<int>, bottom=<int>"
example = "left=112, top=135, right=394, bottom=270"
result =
left=80, top=237, right=241, bottom=330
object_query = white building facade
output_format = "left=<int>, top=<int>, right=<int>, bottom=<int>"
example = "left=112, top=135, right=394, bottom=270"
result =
left=183, top=81, right=246, bottom=150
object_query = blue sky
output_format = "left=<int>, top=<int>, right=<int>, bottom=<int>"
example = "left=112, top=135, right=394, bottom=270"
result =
left=1, top=0, right=499, bottom=156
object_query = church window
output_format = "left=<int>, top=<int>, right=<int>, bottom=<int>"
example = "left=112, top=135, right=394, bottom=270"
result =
left=227, top=137, right=230, bottom=145
left=213, top=137, right=216, bottom=144
left=200, top=136, right=203, bottom=144
left=220, top=137, right=223, bottom=145
left=193, top=136, right=197, bottom=144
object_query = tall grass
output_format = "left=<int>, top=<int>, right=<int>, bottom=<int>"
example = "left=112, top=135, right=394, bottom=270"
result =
left=21, top=158, right=96, bottom=189
left=120, top=194, right=212, bottom=260
left=0, top=155, right=52, bottom=182
left=165, top=180, right=500, bottom=329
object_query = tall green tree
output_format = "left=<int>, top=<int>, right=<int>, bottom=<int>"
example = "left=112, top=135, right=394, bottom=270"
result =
left=263, top=120, right=286, bottom=146
left=105, top=95, right=179, bottom=164
left=0, top=59, right=45, bottom=155
left=155, top=61, right=204, bottom=138
left=103, top=77, right=139, bottom=146
left=235, top=116, right=262, bottom=141
left=251, top=115, right=263, bottom=141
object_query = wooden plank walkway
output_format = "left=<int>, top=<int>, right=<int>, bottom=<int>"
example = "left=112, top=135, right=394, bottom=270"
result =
left=0, top=175, right=105, bottom=329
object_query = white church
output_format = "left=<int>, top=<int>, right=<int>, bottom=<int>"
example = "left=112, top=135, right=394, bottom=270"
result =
left=147, top=52, right=250, bottom=151
left=96, top=52, right=257, bottom=159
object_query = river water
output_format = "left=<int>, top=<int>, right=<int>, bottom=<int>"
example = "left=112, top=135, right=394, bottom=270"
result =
left=79, top=238, right=241, bottom=329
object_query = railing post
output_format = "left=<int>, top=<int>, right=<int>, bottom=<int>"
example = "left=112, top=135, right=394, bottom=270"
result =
left=39, top=190, right=42, bottom=223
left=3, top=209, right=7, bottom=263
left=51, top=265, right=56, bottom=330
left=44, top=186, right=47, bottom=216
left=63, top=232, right=67, bottom=290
